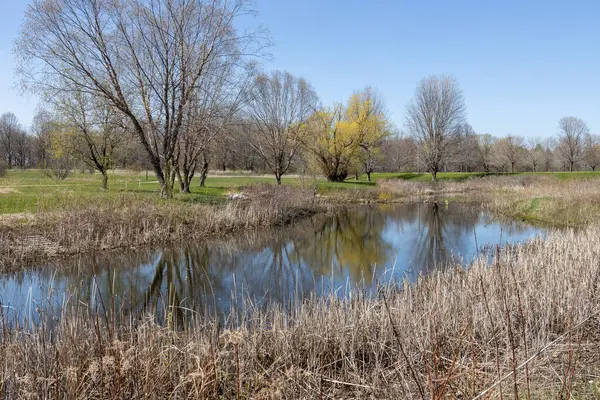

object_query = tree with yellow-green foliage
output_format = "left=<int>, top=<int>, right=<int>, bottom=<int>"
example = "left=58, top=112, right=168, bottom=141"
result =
left=346, top=88, right=391, bottom=181
left=301, top=88, right=390, bottom=182
left=40, top=121, right=76, bottom=180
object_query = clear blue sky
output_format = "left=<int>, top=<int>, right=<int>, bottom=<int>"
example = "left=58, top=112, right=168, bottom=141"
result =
left=1, top=0, right=598, bottom=137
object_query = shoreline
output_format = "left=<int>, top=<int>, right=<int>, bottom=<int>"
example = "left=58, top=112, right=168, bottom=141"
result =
left=2, top=175, right=597, bottom=272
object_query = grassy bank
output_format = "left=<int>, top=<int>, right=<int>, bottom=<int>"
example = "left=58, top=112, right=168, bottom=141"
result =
left=377, top=174, right=600, bottom=227
left=1, top=227, right=599, bottom=398
left=0, top=184, right=320, bottom=272
left=2, top=170, right=600, bottom=271
left=3, top=169, right=600, bottom=214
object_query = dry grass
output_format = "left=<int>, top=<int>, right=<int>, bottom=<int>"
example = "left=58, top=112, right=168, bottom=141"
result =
left=378, top=175, right=600, bottom=226
left=0, top=184, right=320, bottom=272
left=1, top=227, right=599, bottom=398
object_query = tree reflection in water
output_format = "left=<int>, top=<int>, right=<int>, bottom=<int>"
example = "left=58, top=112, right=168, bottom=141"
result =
left=0, top=203, right=544, bottom=327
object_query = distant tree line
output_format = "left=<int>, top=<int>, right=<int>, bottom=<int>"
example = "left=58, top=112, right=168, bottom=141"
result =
left=3, top=0, right=597, bottom=189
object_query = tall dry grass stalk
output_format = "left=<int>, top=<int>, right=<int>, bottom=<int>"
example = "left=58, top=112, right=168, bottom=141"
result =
left=0, top=185, right=320, bottom=272
left=1, top=227, right=599, bottom=398
left=378, top=175, right=600, bottom=226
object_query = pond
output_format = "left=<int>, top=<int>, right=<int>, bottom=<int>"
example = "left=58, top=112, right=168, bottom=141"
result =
left=0, top=202, right=546, bottom=326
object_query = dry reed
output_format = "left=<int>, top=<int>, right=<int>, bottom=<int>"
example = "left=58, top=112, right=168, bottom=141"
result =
left=1, top=227, right=599, bottom=398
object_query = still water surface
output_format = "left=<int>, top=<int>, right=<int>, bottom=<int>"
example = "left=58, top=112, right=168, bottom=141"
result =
left=0, top=202, right=545, bottom=325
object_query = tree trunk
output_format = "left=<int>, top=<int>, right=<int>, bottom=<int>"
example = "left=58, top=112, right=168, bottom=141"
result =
left=276, top=174, right=282, bottom=185
left=176, top=167, right=186, bottom=193
left=199, top=161, right=209, bottom=187
left=431, top=171, right=437, bottom=182
left=101, top=171, right=108, bottom=191
left=160, top=163, right=174, bottom=199
left=570, top=162, right=574, bottom=172
left=355, top=172, right=359, bottom=180
left=367, top=171, right=372, bottom=182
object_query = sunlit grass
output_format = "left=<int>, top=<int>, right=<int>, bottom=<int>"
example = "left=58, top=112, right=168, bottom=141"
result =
left=3, top=169, right=600, bottom=214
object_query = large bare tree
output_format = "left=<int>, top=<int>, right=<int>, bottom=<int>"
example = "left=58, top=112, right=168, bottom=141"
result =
left=16, top=0, right=268, bottom=197
left=557, top=116, right=588, bottom=172
left=246, top=70, right=318, bottom=184
left=405, top=75, right=466, bottom=181
left=176, top=57, right=255, bottom=192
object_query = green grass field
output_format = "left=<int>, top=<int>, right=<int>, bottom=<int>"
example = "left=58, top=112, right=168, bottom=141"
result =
left=2, top=169, right=600, bottom=214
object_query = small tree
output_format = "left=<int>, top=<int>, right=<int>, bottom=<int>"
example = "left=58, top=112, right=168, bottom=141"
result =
left=53, top=91, right=125, bottom=190
left=525, top=137, right=544, bottom=172
left=42, top=127, right=75, bottom=180
left=584, top=134, right=600, bottom=171
left=497, top=135, right=525, bottom=173
left=406, top=75, right=466, bottom=181
left=0, top=113, right=22, bottom=168
left=477, top=134, right=495, bottom=173
left=557, top=116, right=588, bottom=172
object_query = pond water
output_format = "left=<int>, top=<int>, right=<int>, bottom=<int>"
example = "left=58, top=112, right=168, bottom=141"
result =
left=0, top=202, right=546, bottom=326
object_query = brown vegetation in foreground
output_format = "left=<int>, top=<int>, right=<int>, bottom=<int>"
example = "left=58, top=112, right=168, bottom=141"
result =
left=0, top=185, right=319, bottom=272
left=1, top=227, right=599, bottom=398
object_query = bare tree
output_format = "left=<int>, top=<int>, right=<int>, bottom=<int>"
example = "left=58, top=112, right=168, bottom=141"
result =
left=450, top=123, right=478, bottom=172
left=405, top=75, right=466, bottom=181
left=380, top=134, right=416, bottom=172
left=525, top=137, right=543, bottom=172
left=477, top=134, right=495, bottom=173
left=176, top=58, right=254, bottom=192
left=16, top=0, right=268, bottom=198
left=0, top=113, right=22, bottom=168
left=584, top=134, right=600, bottom=171
left=557, top=116, right=588, bottom=172
left=497, top=135, right=524, bottom=173
left=246, top=70, right=318, bottom=184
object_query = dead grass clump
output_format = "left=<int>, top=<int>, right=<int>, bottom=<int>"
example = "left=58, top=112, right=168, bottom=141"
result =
left=0, top=185, right=320, bottom=271
left=1, top=226, right=599, bottom=398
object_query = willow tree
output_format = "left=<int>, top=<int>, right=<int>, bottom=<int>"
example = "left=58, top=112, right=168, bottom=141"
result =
left=346, top=88, right=390, bottom=181
left=406, top=75, right=466, bottom=182
left=16, top=0, right=268, bottom=198
left=302, top=104, right=352, bottom=182
left=301, top=88, right=390, bottom=182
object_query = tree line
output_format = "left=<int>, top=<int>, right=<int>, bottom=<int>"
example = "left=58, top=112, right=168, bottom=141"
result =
left=2, top=0, right=596, bottom=190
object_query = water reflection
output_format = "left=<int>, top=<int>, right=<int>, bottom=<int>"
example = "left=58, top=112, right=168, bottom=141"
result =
left=0, top=202, right=545, bottom=325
